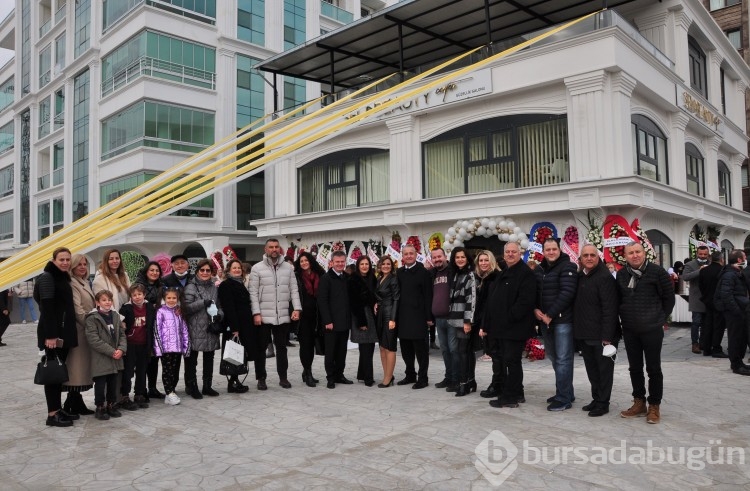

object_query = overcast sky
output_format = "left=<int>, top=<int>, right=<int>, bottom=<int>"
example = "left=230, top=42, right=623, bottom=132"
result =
left=0, top=3, right=14, bottom=67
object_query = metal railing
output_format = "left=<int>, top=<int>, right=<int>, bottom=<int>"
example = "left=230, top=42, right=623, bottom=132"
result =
left=55, top=4, right=66, bottom=24
left=53, top=113, right=64, bottom=130
left=101, top=56, right=216, bottom=96
left=39, top=18, right=51, bottom=38
left=39, top=70, right=51, bottom=88
left=321, top=1, right=354, bottom=23
left=38, top=173, right=50, bottom=190
left=52, top=167, right=63, bottom=186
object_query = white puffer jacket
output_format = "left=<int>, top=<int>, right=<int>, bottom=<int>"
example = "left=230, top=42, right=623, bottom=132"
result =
left=249, top=255, right=302, bottom=325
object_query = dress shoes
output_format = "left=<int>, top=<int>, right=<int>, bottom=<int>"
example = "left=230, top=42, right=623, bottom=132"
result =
left=588, top=405, right=609, bottom=417
left=581, top=401, right=596, bottom=411
left=489, top=400, right=519, bottom=409
left=712, top=351, right=729, bottom=358
left=279, top=379, right=292, bottom=389
left=732, top=366, right=750, bottom=376
left=434, top=378, right=450, bottom=389
left=257, top=379, right=268, bottom=390
left=46, top=412, right=73, bottom=427
left=327, top=381, right=335, bottom=389
left=396, top=377, right=416, bottom=386
left=480, top=386, right=498, bottom=398
left=412, top=380, right=428, bottom=389
left=335, top=377, right=354, bottom=384
left=58, top=408, right=80, bottom=421
left=148, top=388, right=166, bottom=399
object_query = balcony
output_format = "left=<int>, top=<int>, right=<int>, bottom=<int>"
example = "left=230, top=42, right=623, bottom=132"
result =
left=38, top=173, right=50, bottom=190
left=101, top=56, right=216, bottom=97
left=52, top=167, right=63, bottom=186
left=53, top=113, right=64, bottom=131
left=39, top=18, right=52, bottom=38
left=321, top=1, right=354, bottom=24
left=39, top=70, right=51, bottom=89
left=55, top=4, right=66, bottom=24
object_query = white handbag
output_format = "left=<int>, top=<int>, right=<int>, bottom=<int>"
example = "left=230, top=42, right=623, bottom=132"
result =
left=223, top=336, right=245, bottom=366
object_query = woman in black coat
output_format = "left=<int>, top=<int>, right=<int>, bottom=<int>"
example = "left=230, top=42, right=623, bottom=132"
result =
left=375, top=255, right=399, bottom=387
left=36, top=247, right=78, bottom=427
left=134, top=260, right=164, bottom=399
left=294, top=252, right=325, bottom=387
left=217, top=259, right=252, bottom=394
left=473, top=251, right=500, bottom=398
left=349, top=257, right=378, bottom=386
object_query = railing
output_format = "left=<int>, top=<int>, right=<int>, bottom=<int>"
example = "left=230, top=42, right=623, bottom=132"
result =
left=321, top=1, right=354, bottom=23
left=39, top=70, right=51, bottom=88
left=39, top=18, right=52, bottom=38
left=53, top=113, right=64, bottom=131
left=52, top=167, right=64, bottom=186
left=55, top=4, right=66, bottom=24
left=101, top=56, right=216, bottom=96
left=38, top=173, right=50, bottom=190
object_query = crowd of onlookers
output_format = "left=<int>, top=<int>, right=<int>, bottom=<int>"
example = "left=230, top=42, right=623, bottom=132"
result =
left=26, top=238, right=748, bottom=428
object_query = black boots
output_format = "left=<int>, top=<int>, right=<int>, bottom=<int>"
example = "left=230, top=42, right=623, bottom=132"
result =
left=185, top=381, right=203, bottom=399
left=64, top=392, right=95, bottom=416
left=302, top=370, right=317, bottom=387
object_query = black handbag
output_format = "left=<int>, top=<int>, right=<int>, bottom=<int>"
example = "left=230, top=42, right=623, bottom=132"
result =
left=207, top=315, right=225, bottom=335
left=34, top=353, right=69, bottom=385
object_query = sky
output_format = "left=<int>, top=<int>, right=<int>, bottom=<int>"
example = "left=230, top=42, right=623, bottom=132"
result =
left=0, top=2, right=13, bottom=67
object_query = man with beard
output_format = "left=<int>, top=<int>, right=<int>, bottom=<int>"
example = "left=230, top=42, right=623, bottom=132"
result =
left=682, top=245, right=709, bottom=354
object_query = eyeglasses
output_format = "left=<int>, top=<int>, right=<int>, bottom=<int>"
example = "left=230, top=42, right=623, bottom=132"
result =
left=198, top=268, right=212, bottom=273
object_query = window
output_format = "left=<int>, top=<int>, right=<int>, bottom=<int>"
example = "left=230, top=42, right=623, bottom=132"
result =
left=685, top=143, right=705, bottom=197
left=0, top=78, right=13, bottom=112
left=53, top=142, right=64, bottom=186
left=54, top=89, right=64, bottom=130
left=74, top=0, right=91, bottom=58
left=283, top=76, right=306, bottom=114
left=646, top=229, right=672, bottom=270
left=52, top=198, right=64, bottom=233
left=299, top=149, right=389, bottom=213
left=238, top=0, right=264, bottom=46
left=0, top=210, right=12, bottom=240
left=284, top=0, right=306, bottom=49
left=720, top=68, right=726, bottom=115
left=718, top=160, right=731, bottom=206
left=54, top=33, right=66, bottom=73
left=39, top=45, right=51, bottom=88
left=38, top=201, right=50, bottom=240
left=710, top=0, right=740, bottom=10
left=742, top=165, right=749, bottom=187
left=423, top=115, right=569, bottom=198
left=688, top=36, right=707, bottom=99
left=38, top=97, right=51, bottom=138
left=103, top=0, right=142, bottom=31
left=103, top=0, right=217, bottom=31
left=72, top=69, right=89, bottom=221
left=0, top=122, right=13, bottom=155
left=21, top=0, right=31, bottom=95
left=100, top=172, right=158, bottom=205
left=631, top=115, right=668, bottom=184
left=726, top=29, right=741, bottom=50
left=237, top=172, right=264, bottom=229
left=0, top=165, right=13, bottom=197
left=236, top=55, right=264, bottom=129
left=101, top=101, right=215, bottom=160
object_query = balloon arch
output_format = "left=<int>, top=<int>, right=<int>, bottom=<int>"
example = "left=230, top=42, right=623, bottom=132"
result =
left=443, top=216, right=529, bottom=254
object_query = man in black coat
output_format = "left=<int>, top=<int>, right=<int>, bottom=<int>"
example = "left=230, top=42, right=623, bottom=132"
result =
left=616, top=242, right=674, bottom=424
left=714, top=250, right=750, bottom=376
left=698, top=251, right=727, bottom=357
left=161, top=254, right=194, bottom=291
left=396, top=244, right=433, bottom=389
left=573, top=245, right=620, bottom=417
left=318, top=250, right=352, bottom=389
left=482, top=242, right=537, bottom=408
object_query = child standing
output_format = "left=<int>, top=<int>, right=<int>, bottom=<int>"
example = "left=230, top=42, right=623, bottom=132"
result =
left=85, top=290, right=127, bottom=420
left=154, top=288, right=190, bottom=405
left=119, top=284, right=155, bottom=409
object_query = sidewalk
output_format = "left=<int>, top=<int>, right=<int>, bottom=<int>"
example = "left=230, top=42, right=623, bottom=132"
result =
left=0, top=323, right=748, bottom=490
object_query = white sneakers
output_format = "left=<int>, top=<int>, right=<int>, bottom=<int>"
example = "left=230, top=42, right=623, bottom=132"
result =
left=164, top=393, right=181, bottom=405
left=21, top=320, right=26, bottom=324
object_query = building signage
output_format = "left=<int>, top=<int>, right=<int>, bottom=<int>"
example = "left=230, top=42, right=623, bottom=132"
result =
left=344, top=68, right=493, bottom=120
left=680, top=91, right=723, bottom=135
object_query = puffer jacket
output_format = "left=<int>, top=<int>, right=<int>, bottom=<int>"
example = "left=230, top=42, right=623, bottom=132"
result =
left=249, top=255, right=302, bottom=325
left=616, top=261, right=675, bottom=333
left=535, top=252, right=578, bottom=327
left=153, top=305, right=190, bottom=356
left=84, top=309, right=127, bottom=377
left=447, top=268, right=475, bottom=328
left=183, top=277, right=223, bottom=352
left=714, top=266, right=749, bottom=315
left=14, top=279, right=34, bottom=298
left=573, top=261, right=620, bottom=342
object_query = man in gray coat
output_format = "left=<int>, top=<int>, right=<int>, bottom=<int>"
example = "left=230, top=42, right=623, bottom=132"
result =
left=249, top=238, right=302, bottom=390
left=682, top=245, right=709, bottom=354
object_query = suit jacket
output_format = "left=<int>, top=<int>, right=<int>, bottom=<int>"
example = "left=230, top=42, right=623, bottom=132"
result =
left=699, top=262, right=722, bottom=309
left=396, top=262, right=433, bottom=340
left=483, top=261, right=537, bottom=341
left=318, top=269, right=350, bottom=332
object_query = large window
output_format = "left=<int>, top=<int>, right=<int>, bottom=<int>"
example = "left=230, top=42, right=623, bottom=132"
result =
left=0, top=122, right=13, bottom=155
left=53, top=142, right=64, bottom=186
left=726, top=29, right=741, bottom=50
left=299, top=149, right=389, bottom=213
left=238, top=0, right=264, bottom=46
left=237, top=55, right=264, bottom=128
left=0, top=78, right=13, bottom=112
left=37, top=201, right=50, bottom=240
left=284, top=0, right=306, bottom=49
left=0, top=210, right=12, bottom=240
left=688, top=36, right=707, bottom=99
left=718, top=160, right=731, bottom=206
left=21, top=0, right=31, bottom=95
left=39, top=98, right=51, bottom=138
left=632, top=115, right=668, bottom=184
left=710, top=0, right=740, bottom=10
left=72, top=69, right=90, bottom=220
left=686, top=143, right=705, bottom=197
left=39, top=45, right=51, bottom=89
left=103, top=0, right=217, bottom=31
left=101, top=101, right=215, bottom=160
left=55, top=33, right=66, bottom=72
left=646, top=229, right=672, bottom=270
left=101, top=30, right=216, bottom=96
left=283, top=76, right=306, bottom=114
left=0, top=165, right=13, bottom=197
left=423, top=115, right=569, bottom=198
left=74, top=0, right=91, bottom=58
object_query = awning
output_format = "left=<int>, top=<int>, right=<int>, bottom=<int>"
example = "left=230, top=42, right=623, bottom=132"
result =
left=256, top=0, right=640, bottom=91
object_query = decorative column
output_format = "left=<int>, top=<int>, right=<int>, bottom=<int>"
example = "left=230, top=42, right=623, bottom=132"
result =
left=63, top=77, right=74, bottom=223
left=88, top=60, right=101, bottom=212
left=668, top=111, right=690, bottom=192
left=734, top=80, right=747, bottom=129
left=730, top=153, right=744, bottom=213
left=668, top=7, right=691, bottom=87
left=385, top=115, right=418, bottom=203
left=218, top=49, right=237, bottom=231
left=609, top=71, right=637, bottom=178
left=708, top=49, right=722, bottom=109
left=564, top=70, right=609, bottom=181
left=703, top=135, right=721, bottom=202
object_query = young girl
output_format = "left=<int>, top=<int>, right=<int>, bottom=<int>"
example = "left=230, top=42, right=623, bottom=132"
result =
left=85, top=290, right=127, bottom=421
left=154, top=288, right=190, bottom=405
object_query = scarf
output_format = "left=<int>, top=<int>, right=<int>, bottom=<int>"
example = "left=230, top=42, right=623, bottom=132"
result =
left=626, top=260, right=649, bottom=289
left=302, top=270, right=319, bottom=297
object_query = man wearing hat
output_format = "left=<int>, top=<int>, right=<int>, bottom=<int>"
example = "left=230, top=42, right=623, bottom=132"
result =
left=162, top=254, right=194, bottom=291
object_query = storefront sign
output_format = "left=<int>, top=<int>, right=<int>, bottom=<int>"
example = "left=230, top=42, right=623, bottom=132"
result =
left=680, top=91, right=723, bottom=134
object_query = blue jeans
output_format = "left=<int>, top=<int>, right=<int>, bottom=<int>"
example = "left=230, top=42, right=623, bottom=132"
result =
left=17, top=297, right=37, bottom=322
left=691, top=311, right=703, bottom=344
left=544, top=322, right=575, bottom=404
left=435, top=318, right=458, bottom=383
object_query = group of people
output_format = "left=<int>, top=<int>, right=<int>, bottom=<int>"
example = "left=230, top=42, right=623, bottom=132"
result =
left=34, top=236, right=746, bottom=428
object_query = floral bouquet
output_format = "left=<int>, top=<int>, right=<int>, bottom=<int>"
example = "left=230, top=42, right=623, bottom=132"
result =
left=524, top=222, right=557, bottom=263
left=562, top=225, right=579, bottom=265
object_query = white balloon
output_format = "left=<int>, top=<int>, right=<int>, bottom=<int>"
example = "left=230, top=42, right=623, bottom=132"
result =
left=461, top=221, right=470, bottom=229
left=507, top=221, right=516, bottom=229
left=518, top=233, right=527, bottom=240
left=454, top=240, right=463, bottom=247
left=487, top=220, right=496, bottom=230
left=448, top=227, right=456, bottom=235
left=509, top=234, right=517, bottom=242
left=481, top=218, right=489, bottom=227
left=473, top=219, right=481, bottom=228
left=497, top=216, right=505, bottom=222
left=513, top=227, right=521, bottom=234
left=458, top=227, right=467, bottom=237
left=499, top=220, right=508, bottom=230
left=467, top=224, right=476, bottom=233
left=501, top=233, right=510, bottom=241
left=477, top=226, right=486, bottom=236
left=448, top=236, right=455, bottom=244
left=442, top=241, right=450, bottom=250
left=520, top=239, right=530, bottom=248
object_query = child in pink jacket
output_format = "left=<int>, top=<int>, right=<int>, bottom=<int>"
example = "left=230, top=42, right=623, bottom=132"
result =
left=154, top=288, right=190, bottom=405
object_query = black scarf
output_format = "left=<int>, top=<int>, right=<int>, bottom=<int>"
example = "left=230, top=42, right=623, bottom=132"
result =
left=625, top=261, right=649, bottom=289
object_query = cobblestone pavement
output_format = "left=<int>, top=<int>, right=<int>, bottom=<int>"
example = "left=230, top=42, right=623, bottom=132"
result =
left=0, top=323, right=748, bottom=490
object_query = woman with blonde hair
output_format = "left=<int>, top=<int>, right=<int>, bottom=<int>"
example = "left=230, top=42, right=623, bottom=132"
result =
left=92, top=248, right=131, bottom=311
left=375, top=255, right=399, bottom=387
left=473, top=250, right=503, bottom=399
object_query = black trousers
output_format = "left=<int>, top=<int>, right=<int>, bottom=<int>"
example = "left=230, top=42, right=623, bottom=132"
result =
left=255, top=323, right=290, bottom=380
left=580, top=340, right=617, bottom=407
left=184, top=350, right=215, bottom=386
left=400, top=337, right=429, bottom=383
left=324, top=330, right=349, bottom=381
left=496, top=338, right=525, bottom=404
left=457, top=335, right=477, bottom=383
left=121, top=343, right=149, bottom=397
left=724, top=312, right=748, bottom=369
left=43, top=347, right=68, bottom=413
left=147, top=356, right=160, bottom=390
left=0, top=313, right=9, bottom=340
left=93, top=373, right=118, bottom=406
left=484, top=337, right=504, bottom=390
left=298, top=315, right=317, bottom=372
left=623, top=328, right=663, bottom=405
left=701, top=307, right=726, bottom=353
left=160, top=353, right=182, bottom=394
left=356, top=343, right=375, bottom=383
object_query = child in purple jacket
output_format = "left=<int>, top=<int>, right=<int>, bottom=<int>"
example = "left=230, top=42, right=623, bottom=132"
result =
left=154, top=288, right=190, bottom=405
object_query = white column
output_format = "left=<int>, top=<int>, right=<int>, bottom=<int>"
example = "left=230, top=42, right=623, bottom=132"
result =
left=668, top=7, right=691, bottom=87
left=385, top=115, right=418, bottom=203
left=63, top=77, right=74, bottom=224
left=703, top=135, right=721, bottom=202
left=730, top=154, right=744, bottom=212
left=564, top=70, right=608, bottom=181
left=88, top=60, right=101, bottom=214
left=734, top=80, right=747, bottom=131
left=668, top=111, right=690, bottom=192
left=218, top=49, right=237, bottom=231
left=609, top=71, right=637, bottom=178
left=708, top=49, right=722, bottom=109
